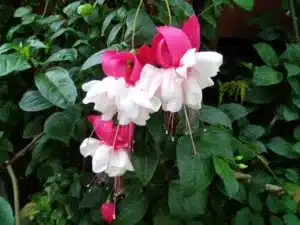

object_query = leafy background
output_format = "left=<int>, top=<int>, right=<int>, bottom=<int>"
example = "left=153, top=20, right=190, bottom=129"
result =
left=0, top=0, right=300, bottom=225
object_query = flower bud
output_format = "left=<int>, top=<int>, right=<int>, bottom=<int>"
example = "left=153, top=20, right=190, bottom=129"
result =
left=77, top=4, right=93, bottom=17
left=235, top=156, right=243, bottom=161
left=100, top=202, right=116, bottom=224
left=238, top=163, right=248, bottom=169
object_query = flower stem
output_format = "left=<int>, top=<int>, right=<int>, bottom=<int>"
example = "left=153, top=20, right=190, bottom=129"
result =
left=165, top=0, right=172, bottom=25
left=289, top=0, right=300, bottom=43
left=183, top=105, right=197, bottom=155
left=132, top=0, right=144, bottom=48
left=42, top=0, right=50, bottom=19
left=7, top=165, right=20, bottom=225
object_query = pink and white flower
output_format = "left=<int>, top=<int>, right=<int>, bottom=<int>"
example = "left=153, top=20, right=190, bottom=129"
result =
left=80, top=116, right=134, bottom=177
left=82, top=46, right=161, bottom=125
left=137, top=14, right=223, bottom=112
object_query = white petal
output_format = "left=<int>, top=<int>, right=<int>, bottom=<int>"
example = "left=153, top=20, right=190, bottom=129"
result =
left=105, top=149, right=133, bottom=177
left=160, top=70, right=183, bottom=112
left=180, top=48, right=197, bottom=68
left=82, top=80, right=100, bottom=92
left=137, top=64, right=163, bottom=97
left=92, top=145, right=113, bottom=173
left=183, top=75, right=203, bottom=110
left=80, top=138, right=102, bottom=157
left=194, top=51, right=223, bottom=78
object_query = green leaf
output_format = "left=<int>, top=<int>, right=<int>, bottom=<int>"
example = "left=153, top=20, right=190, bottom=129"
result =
left=168, top=182, right=207, bottom=219
left=0, top=197, right=14, bottom=225
left=281, top=44, right=300, bottom=63
left=14, top=6, right=32, bottom=17
left=283, top=105, right=299, bottom=121
left=246, top=85, right=279, bottom=104
left=132, top=139, right=159, bottom=185
left=292, top=142, right=300, bottom=155
left=267, top=137, right=299, bottom=159
left=248, top=191, right=263, bottom=212
left=0, top=53, right=31, bottom=77
left=234, top=207, right=252, bottom=225
left=23, top=117, right=43, bottom=139
left=284, top=63, right=300, bottom=77
left=270, top=216, right=284, bottom=225
left=0, top=138, right=13, bottom=163
left=112, top=194, right=148, bottom=225
left=283, top=197, right=298, bottom=213
left=233, top=0, right=254, bottom=11
left=107, top=23, right=124, bottom=46
left=46, top=48, right=78, bottom=63
left=219, top=103, right=248, bottom=121
left=213, top=156, right=239, bottom=197
left=177, top=135, right=215, bottom=196
left=146, top=112, right=165, bottom=145
left=154, top=212, right=181, bottom=225
left=285, top=169, right=300, bottom=184
left=266, top=195, right=283, bottom=214
left=254, top=43, right=279, bottom=67
left=27, top=40, right=47, bottom=49
left=240, top=124, right=265, bottom=140
left=170, top=0, right=194, bottom=16
left=0, top=43, right=15, bottom=55
left=101, top=11, right=117, bottom=35
left=253, top=66, right=283, bottom=86
left=283, top=214, right=300, bottom=225
left=200, top=105, right=232, bottom=129
left=81, top=49, right=106, bottom=71
left=19, top=90, right=53, bottom=112
left=35, top=67, right=77, bottom=109
left=125, top=9, right=156, bottom=46
left=63, top=1, right=81, bottom=17
left=6, top=25, right=22, bottom=41
left=44, top=111, right=78, bottom=144
left=79, top=186, right=105, bottom=208
left=251, top=214, right=265, bottom=225
left=293, top=126, right=300, bottom=141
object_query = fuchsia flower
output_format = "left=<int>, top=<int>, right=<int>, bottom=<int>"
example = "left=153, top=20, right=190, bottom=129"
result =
left=82, top=46, right=160, bottom=125
left=80, top=116, right=134, bottom=177
left=100, top=202, right=116, bottom=224
left=138, top=14, right=223, bottom=112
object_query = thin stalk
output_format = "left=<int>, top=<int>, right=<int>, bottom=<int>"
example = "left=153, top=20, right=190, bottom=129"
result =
left=42, top=0, right=50, bottom=19
left=165, top=0, right=172, bottom=25
left=7, top=165, right=20, bottom=225
left=183, top=105, right=197, bottom=155
left=132, top=0, right=144, bottom=48
left=289, top=0, right=300, bottom=43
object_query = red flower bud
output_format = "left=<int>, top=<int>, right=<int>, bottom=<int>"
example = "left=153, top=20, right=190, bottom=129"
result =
left=100, top=202, right=116, bottom=224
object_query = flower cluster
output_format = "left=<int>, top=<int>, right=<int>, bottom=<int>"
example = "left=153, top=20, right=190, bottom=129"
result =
left=80, top=14, right=223, bottom=223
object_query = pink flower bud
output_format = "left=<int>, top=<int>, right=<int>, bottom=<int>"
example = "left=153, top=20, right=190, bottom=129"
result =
left=100, top=202, right=116, bottom=224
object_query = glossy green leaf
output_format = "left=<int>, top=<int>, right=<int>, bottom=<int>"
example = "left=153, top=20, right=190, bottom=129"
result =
left=177, top=135, right=215, bottom=196
left=251, top=214, right=265, bottom=225
left=14, top=6, right=32, bottom=17
left=233, top=0, right=254, bottom=11
left=248, top=191, right=262, bottom=212
left=234, top=207, right=252, bottom=225
left=154, top=212, right=181, bottom=225
left=23, top=117, right=43, bottom=138
left=254, top=43, right=279, bottom=67
left=293, top=126, right=300, bottom=141
left=79, top=186, right=106, bottom=209
left=81, top=49, right=106, bottom=71
left=0, top=197, right=14, bottom=225
left=267, top=137, right=299, bottom=159
left=168, top=182, right=207, bottom=219
left=107, top=23, right=124, bottom=46
left=19, top=90, right=53, bottom=112
left=266, top=195, right=283, bottom=214
left=219, top=103, right=248, bottom=121
left=125, top=9, right=156, bottom=46
left=284, top=63, right=300, bottom=77
left=270, top=216, right=284, bottom=225
left=35, top=67, right=77, bottom=109
left=46, top=48, right=78, bottom=63
left=112, top=194, right=148, bottom=225
left=101, top=11, right=117, bottom=35
left=253, top=66, right=283, bottom=86
left=283, top=214, right=300, bottom=225
left=200, top=105, right=232, bottom=129
left=240, top=124, right=265, bottom=140
left=0, top=53, right=31, bottom=76
left=44, top=111, right=78, bottom=144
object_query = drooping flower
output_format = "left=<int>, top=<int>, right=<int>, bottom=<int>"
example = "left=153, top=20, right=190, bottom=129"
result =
left=100, top=202, right=116, bottom=224
left=82, top=46, right=161, bottom=125
left=138, top=14, right=223, bottom=112
left=80, top=116, right=134, bottom=177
